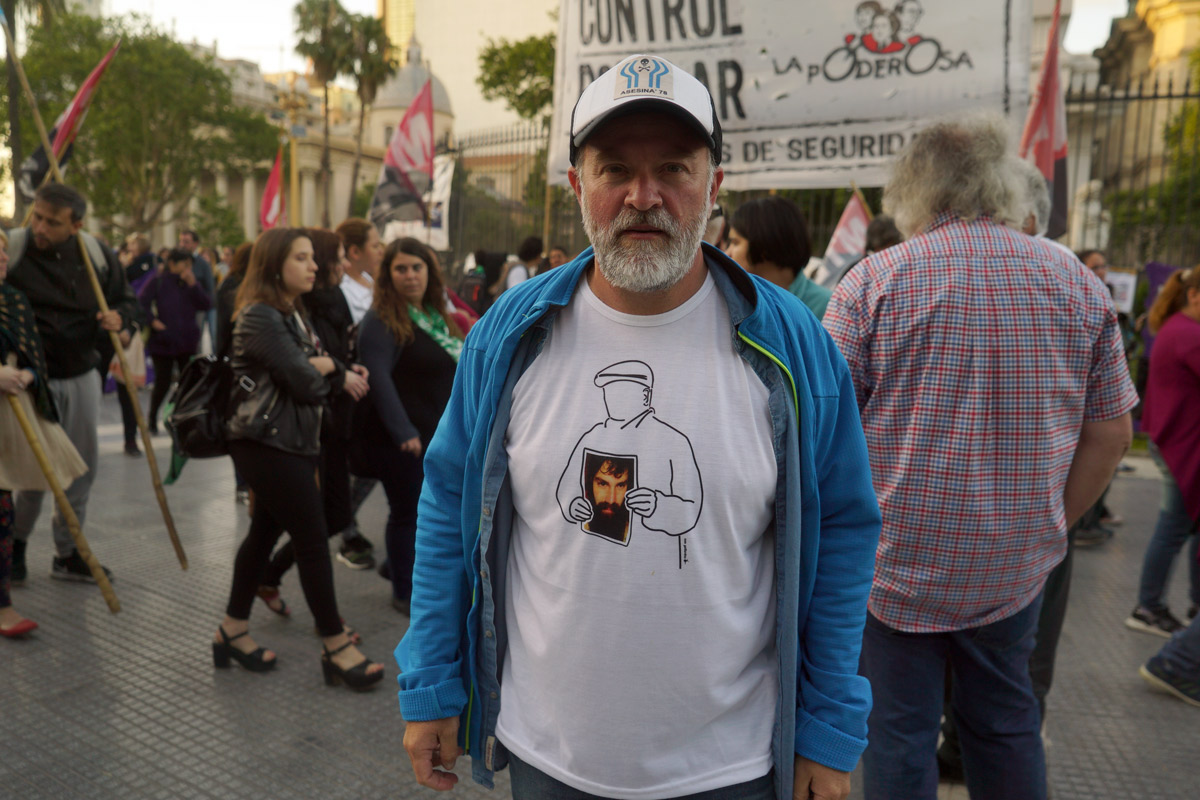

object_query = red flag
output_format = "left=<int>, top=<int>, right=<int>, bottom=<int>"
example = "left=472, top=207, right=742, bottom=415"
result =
left=820, top=191, right=873, bottom=285
left=17, top=40, right=121, bottom=201
left=370, top=80, right=434, bottom=228
left=1019, top=0, right=1068, bottom=239
left=260, top=145, right=286, bottom=230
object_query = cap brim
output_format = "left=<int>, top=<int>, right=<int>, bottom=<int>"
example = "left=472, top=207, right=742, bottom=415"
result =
left=571, top=98, right=717, bottom=165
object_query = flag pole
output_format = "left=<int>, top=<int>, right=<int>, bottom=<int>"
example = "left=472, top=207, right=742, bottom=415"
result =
left=850, top=181, right=874, bottom=221
left=6, top=396, right=120, bottom=612
left=3, top=22, right=186, bottom=570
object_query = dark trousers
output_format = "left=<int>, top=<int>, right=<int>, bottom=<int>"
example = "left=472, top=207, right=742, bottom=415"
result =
left=226, top=440, right=342, bottom=637
left=261, top=433, right=353, bottom=587
left=860, top=594, right=1047, bottom=800
left=370, top=445, right=423, bottom=602
left=148, top=353, right=192, bottom=429
left=0, top=491, right=12, bottom=608
left=940, top=529, right=1074, bottom=774
left=506, top=752, right=774, bottom=800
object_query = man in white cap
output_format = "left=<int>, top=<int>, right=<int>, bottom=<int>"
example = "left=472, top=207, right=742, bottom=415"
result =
left=397, top=54, right=881, bottom=800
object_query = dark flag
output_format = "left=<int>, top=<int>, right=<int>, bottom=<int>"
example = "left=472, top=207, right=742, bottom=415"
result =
left=369, top=79, right=434, bottom=229
left=1019, top=0, right=1068, bottom=239
left=17, top=40, right=121, bottom=202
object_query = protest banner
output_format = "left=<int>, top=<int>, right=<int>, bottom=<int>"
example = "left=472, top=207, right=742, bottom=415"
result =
left=381, top=154, right=456, bottom=251
left=547, top=0, right=1031, bottom=189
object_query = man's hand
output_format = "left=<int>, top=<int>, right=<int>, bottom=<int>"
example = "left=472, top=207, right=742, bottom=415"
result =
left=401, top=436, right=423, bottom=458
left=403, top=717, right=461, bottom=791
left=97, top=310, right=122, bottom=332
left=342, top=369, right=369, bottom=401
left=794, top=755, right=850, bottom=800
left=151, top=320, right=167, bottom=331
left=180, top=266, right=197, bottom=287
left=568, top=496, right=591, bottom=522
left=0, top=365, right=32, bottom=395
left=624, top=487, right=657, bottom=517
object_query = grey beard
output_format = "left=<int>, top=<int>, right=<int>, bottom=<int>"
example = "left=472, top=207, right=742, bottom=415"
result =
left=581, top=187, right=712, bottom=295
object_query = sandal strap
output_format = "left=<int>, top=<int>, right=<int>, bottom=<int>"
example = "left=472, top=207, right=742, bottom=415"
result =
left=323, top=639, right=356, bottom=658
left=218, top=626, right=250, bottom=645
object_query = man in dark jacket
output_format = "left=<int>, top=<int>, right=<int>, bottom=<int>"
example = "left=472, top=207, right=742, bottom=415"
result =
left=5, top=183, right=136, bottom=583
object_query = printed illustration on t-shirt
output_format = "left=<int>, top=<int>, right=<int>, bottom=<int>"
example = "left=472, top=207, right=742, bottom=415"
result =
left=556, top=360, right=703, bottom=567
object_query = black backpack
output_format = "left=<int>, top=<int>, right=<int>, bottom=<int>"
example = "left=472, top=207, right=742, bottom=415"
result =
left=165, top=354, right=239, bottom=458
left=457, top=270, right=489, bottom=316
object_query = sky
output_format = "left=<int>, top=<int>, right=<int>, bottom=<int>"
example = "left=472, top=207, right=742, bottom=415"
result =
left=105, top=0, right=1131, bottom=77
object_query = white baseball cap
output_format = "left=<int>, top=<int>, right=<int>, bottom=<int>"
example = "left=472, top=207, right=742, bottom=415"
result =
left=569, top=54, right=722, bottom=166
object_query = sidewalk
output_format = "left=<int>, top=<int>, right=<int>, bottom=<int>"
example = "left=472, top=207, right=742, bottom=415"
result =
left=2, top=391, right=1193, bottom=799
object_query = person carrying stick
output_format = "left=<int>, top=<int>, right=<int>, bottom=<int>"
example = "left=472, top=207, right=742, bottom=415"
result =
left=5, top=183, right=136, bottom=584
left=0, top=229, right=90, bottom=634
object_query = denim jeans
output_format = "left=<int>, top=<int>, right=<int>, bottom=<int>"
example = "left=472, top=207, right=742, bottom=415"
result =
left=506, top=752, right=774, bottom=800
left=1136, top=446, right=1200, bottom=611
left=860, top=593, right=1047, bottom=800
left=1157, top=612, right=1200, bottom=675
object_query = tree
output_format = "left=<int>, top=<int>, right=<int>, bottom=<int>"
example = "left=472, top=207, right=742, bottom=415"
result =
left=477, top=30, right=555, bottom=122
left=294, top=0, right=352, bottom=228
left=191, top=191, right=245, bottom=249
left=345, top=13, right=395, bottom=218
left=2, top=0, right=66, bottom=219
left=2, top=14, right=278, bottom=234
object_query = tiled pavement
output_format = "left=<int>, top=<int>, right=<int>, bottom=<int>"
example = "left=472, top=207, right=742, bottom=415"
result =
left=2, top=390, right=1197, bottom=800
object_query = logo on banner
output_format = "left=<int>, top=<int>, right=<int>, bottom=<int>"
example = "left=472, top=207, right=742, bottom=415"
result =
left=615, top=57, right=674, bottom=99
left=776, top=0, right=974, bottom=84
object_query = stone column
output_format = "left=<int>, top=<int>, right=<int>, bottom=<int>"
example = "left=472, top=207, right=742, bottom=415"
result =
left=242, top=173, right=257, bottom=239
left=301, top=169, right=317, bottom=227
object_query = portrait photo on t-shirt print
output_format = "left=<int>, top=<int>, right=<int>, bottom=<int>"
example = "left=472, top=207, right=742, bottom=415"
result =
left=579, top=449, right=637, bottom=545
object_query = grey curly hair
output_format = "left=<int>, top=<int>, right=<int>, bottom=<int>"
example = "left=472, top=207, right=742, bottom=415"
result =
left=883, top=116, right=1016, bottom=237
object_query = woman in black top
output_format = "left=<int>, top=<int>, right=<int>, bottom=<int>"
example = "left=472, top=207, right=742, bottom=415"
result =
left=212, top=228, right=381, bottom=690
left=357, top=237, right=462, bottom=613
left=256, top=229, right=358, bottom=610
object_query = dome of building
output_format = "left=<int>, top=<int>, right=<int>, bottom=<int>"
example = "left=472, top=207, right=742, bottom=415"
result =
left=374, top=38, right=453, bottom=115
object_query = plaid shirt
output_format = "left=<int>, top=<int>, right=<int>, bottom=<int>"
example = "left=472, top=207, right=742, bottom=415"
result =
left=825, top=214, right=1138, bottom=632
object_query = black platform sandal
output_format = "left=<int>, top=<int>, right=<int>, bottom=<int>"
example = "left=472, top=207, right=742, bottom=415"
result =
left=321, top=640, right=384, bottom=691
left=212, top=626, right=277, bottom=672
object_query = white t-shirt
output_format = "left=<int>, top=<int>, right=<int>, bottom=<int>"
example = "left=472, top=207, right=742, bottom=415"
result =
left=340, top=272, right=374, bottom=324
left=498, top=272, right=779, bottom=799
left=505, top=263, right=530, bottom=290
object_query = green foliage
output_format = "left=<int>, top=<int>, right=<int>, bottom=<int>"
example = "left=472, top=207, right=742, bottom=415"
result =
left=1103, top=50, right=1200, bottom=266
left=477, top=31, right=556, bottom=122
left=2, top=14, right=278, bottom=233
left=190, top=192, right=244, bottom=250
left=352, top=181, right=375, bottom=218
left=293, top=0, right=352, bottom=86
left=346, top=13, right=395, bottom=108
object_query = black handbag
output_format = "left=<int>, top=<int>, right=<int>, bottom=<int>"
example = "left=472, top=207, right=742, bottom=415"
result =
left=165, top=354, right=240, bottom=458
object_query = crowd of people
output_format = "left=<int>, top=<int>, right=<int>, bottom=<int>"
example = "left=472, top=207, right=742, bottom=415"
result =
left=1, top=50, right=1196, bottom=800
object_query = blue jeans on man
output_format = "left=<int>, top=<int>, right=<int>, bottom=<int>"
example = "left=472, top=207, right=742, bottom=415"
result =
left=860, top=593, right=1047, bottom=800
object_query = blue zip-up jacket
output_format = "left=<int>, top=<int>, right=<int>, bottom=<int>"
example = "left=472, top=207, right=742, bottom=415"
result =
left=396, top=245, right=881, bottom=799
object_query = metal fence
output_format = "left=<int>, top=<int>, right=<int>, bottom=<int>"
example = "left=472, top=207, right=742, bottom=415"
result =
left=1065, top=70, right=1200, bottom=270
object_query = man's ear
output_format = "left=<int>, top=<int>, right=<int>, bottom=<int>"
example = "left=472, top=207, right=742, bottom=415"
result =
left=70, top=217, right=85, bottom=235
left=568, top=165, right=585, bottom=205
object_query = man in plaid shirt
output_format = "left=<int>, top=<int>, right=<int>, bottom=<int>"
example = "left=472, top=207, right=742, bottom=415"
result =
left=825, top=118, right=1137, bottom=800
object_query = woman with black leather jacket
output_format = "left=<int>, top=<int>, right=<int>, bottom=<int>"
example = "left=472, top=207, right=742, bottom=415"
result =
left=256, top=229, right=359, bottom=614
left=211, top=227, right=383, bottom=691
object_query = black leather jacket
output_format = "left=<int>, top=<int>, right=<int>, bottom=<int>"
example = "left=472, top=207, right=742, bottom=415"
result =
left=226, top=303, right=344, bottom=455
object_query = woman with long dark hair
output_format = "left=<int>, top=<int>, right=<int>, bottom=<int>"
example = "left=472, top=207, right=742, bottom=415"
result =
left=212, top=228, right=381, bottom=690
left=255, top=229, right=362, bottom=617
left=356, top=237, right=462, bottom=613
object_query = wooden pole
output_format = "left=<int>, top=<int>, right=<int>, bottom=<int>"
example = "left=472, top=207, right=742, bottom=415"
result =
left=4, top=21, right=187, bottom=569
left=6, top=396, right=120, bottom=613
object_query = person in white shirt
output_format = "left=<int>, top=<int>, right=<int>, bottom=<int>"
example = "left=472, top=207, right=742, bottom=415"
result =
left=397, top=53, right=881, bottom=800
left=335, top=218, right=384, bottom=325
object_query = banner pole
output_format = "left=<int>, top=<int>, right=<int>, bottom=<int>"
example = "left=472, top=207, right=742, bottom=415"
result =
left=4, top=21, right=187, bottom=570
left=7, top=395, right=121, bottom=612
left=850, top=182, right=875, bottom=221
